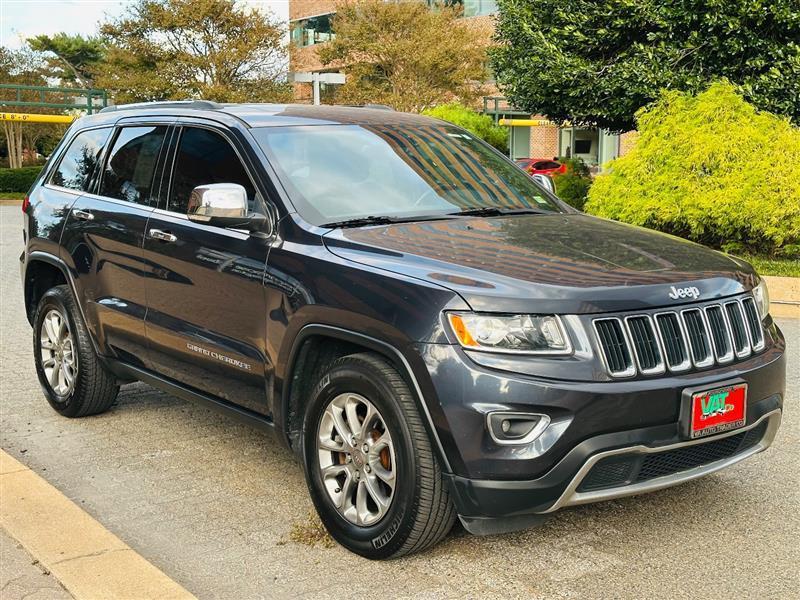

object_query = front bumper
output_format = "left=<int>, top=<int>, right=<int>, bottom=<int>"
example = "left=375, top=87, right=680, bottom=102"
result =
left=447, top=398, right=781, bottom=535
left=413, top=322, right=786, bottom=534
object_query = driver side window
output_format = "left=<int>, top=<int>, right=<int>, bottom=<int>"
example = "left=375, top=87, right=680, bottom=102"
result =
left=168, top=127, right=257, bottom=214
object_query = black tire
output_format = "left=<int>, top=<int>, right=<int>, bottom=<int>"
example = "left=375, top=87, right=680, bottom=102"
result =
left=33, top=285, right=119, bottom=418
left=302, top=352, right=455, bottom=559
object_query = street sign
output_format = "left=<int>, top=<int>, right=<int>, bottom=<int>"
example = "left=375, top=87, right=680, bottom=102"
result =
left=290, top=72, right=346, bottom=85
left=0, top=112, right=75, bottom=124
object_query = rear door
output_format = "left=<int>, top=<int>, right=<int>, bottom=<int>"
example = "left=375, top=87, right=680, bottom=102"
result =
left=61, top=120, right=174, bottom=365
left=141, top=120, right=272, bottom=414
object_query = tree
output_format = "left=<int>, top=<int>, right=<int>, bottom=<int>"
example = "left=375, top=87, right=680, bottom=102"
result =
left=0, top=47, right=49, bottom=168
left=318, top=0, right=488, bottom=113
left=96, top=0, right=291, bottom=103
left=27, top=33, right=105, bottom=87
left=585, top=82, right=800, bottom=256
left=491, top=0, right=800, bottom=131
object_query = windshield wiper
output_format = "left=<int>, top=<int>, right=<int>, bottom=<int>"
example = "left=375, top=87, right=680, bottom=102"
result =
left=321, top=214, right=452, bottom=229
left=449, top=207, right=551, bottom=217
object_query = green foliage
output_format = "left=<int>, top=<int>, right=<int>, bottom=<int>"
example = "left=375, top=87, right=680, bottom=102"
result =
left=0, top=167, right=42, bottom=193
left=491, top=0, right=800, bottom=131
left=96, top=0, right=291, bottom=103
left=559, top=157, right=591, bottom=178
left=27, top=33, right=105, bottom=87
left=423, top=103, right=508, bottom=152
left=585, top=82, right=800, bottom=257
left=552, top=158, right=592, bottom=210
left=737, top=255, right=800, bottom=277
left=319, top=0, right=487, bottom=112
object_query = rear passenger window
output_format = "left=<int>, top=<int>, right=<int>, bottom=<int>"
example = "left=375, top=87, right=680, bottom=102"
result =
left=50, top=127, right=112, bottom=191
left=168, top=127, right=257, bottom=214
left=99, top=126, right=168, bottom=205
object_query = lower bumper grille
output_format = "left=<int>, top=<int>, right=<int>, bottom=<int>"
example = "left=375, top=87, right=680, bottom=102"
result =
left=577, top=421, right=768, bottom=493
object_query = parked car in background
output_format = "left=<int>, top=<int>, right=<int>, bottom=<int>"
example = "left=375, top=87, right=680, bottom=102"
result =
left=515, top=158, right=567, bottom=176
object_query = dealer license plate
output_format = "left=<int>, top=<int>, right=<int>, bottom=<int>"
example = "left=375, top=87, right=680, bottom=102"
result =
left=690, top=383, right=747, bottom=439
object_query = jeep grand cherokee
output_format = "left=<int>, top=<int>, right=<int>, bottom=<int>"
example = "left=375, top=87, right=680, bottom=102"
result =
left=20, top=102, right=785, bottom=559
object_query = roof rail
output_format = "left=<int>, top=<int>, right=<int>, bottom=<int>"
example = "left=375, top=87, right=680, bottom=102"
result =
left=362, top=104, right=395, bottom=111
left=99, top=100, right=223, bottom=114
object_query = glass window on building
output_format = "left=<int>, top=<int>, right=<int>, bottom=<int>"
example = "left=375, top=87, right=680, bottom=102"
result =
left=290, top=13, right=335, bottom=47
left=433, top=0, right=498, bottom=16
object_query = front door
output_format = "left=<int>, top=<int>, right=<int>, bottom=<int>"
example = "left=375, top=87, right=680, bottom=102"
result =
left=141, top=124, right=271, bottom=414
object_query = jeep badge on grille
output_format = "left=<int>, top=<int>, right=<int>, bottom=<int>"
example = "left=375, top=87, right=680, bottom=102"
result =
left=668, top=285, right=701, bottom=300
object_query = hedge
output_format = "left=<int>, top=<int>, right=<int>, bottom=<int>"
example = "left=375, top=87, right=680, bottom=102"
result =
left=553, top=157, right=592, bottom=210
left=0, top=167, right=43, bottom=193
left=585, top=82, right=800, bottom=257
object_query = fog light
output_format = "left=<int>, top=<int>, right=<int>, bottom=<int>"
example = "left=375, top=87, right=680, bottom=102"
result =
left=487, top=412, right=551, bottom=445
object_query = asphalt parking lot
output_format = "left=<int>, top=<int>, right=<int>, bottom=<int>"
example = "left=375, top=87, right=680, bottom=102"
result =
left=1, top=204, right=798, bottom=599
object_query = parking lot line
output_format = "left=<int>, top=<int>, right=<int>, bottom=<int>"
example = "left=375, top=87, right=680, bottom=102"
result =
left=0, top=451, right=196, bottom=600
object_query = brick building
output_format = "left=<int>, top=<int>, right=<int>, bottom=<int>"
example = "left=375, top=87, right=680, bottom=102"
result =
left=289, top=0, right=630, bottom=169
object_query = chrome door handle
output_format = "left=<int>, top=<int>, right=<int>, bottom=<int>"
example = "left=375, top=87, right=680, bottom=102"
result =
left=72, top=209, right=94, bottom=221
left=148, top=229, right=177, bottom=243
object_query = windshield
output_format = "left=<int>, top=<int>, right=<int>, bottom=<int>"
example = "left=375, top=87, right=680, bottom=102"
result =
left=252, top=124, right=565, bottom=226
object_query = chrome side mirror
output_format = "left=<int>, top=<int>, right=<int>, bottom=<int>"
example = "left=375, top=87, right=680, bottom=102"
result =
left=187, top=183, right=248, bottom=222
left=187, top=183, right=268, bottom=232
left=531, top=173, right=555, bottom=193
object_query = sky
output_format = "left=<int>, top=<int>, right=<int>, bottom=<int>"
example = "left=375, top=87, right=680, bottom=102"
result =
left=0, top=0, right=290, bottom=49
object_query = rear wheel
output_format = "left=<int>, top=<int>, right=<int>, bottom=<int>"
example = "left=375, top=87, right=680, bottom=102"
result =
left=302, top=352, right=455, bottom=559
left=33, top=285, right=119, bottom=417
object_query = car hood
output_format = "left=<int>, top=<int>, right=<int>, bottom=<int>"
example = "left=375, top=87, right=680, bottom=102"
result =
left=322, top=213, right=757, bottom=314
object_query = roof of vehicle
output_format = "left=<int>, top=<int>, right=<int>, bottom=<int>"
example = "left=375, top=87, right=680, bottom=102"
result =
left=87, top=102, right=442, bottom=128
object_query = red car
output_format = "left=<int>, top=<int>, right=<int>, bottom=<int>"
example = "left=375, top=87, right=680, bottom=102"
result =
left=514, top=158, right=567, bottom=176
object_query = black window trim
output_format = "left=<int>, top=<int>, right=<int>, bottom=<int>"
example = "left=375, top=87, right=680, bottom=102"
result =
left=161, top=121, right=267, bottom=222
left=44, top=124, right=116, bottom=196
left=92, top=120, right=175, bottom=208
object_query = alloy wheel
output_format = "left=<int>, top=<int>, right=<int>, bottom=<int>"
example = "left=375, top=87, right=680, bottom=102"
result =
left=317, top=392, right=396, bottom=526
left=39, top=309, right=78, bottom=397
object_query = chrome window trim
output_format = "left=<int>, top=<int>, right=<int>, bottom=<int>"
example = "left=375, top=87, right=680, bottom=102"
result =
left=623, top=315, right=666, bottom=376
left=591, top=317, right=636, bottom=378
left=680, top=308, right=715, bottom=369
left=704, top=304, right=735, bottom=364
left=653, top=311, right=692, bottom=373
left=544, top=409, right=782, bottom=513
left=725, top=300, right=752, bottom=360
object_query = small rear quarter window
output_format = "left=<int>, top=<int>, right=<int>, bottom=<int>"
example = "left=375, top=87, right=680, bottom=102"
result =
left=50, top=127, right=113, bottom=191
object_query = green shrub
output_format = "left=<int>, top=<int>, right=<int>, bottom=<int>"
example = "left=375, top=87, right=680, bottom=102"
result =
left=585, top=82, right=800, bottom=257
left=553, top=173, right=591, bottom=210
left=423, top=102, right=509, bottom=152
left=553, top=157, right=592, bottom=210
left=0, top=167, right=42, bottom=193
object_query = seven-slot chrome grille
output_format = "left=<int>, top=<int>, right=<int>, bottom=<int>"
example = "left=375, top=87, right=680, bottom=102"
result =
left=593, top=296, right=765, bottom=378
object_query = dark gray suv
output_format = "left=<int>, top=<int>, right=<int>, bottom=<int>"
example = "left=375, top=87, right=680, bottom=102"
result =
left=20, top=102, right=785, bottom=559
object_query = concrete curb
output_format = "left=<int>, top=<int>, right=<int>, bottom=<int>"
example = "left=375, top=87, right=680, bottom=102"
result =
left=0, top=451, right=196, bottom=600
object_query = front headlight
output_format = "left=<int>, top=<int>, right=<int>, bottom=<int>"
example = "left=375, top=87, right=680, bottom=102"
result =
left=752, top=279, right=770, bottom=319
left=446, top=312, right=572, bottom=354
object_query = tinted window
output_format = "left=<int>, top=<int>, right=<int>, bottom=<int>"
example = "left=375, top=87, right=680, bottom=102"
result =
left=168, top=127, right=256, bottom=215
left=99, top=126, right=168, bottom=205
left=253, top=125, right=564, bottom=225
left=533, top=161, right=560, bottom=170
left=50, top=127, right=112, bottom=191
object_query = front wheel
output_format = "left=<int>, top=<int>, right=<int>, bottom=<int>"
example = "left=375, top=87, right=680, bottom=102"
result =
left=302, top=353, right=455, bottom=559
